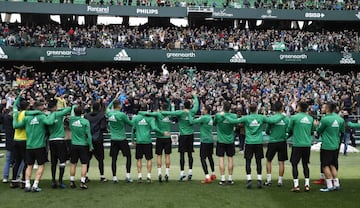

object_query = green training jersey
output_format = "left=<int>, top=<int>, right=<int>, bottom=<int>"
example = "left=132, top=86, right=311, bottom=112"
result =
left=48, top=107, right=71, bottom=140
left=70, top=116, right=93, bottom=149
left=225, top=113, right=284, bottom=145
left=139, top=111, right=171, bottom=139
left=288, top=112, right=314, bottom=147
left=214, top=112, right=237, bottom=144
left=317, top=113, right=345, bottom=150
left=266, top=113, right=289, bottom=143
left=162, top=95, right=199, bottom=136
left=131, top=114, right=163, bottom=144
left=107, top=110, right=133, bottom=141
left=13, top=110, right=55, bottom=149
left=191, top=114, right=213, bottom=143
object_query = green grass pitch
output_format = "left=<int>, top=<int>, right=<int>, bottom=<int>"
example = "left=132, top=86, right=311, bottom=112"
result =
left=0, top=148, right=360, bottom=208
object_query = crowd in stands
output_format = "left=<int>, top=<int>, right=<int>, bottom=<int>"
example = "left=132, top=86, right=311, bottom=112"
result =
left=0, top=24, right=359, bottom=52
left=1, top=65, right=360, bottom=117
left=11, top=0, right=360, bottom=11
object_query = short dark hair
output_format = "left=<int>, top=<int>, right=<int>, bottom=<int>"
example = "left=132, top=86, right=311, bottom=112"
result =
left=74, top=105, right=84, bottom=116
left=184, top=100, right=191, bottom=109
left=113, top=100, right=121, bottom=109
left=223, top=101, right=231, bottom=112
left=249, top=104, right=257, bottom=113
left=33, top=101, right=44, bottom=110
left=19, top=100, right=29, bottom=111
left=298, top=102, right=308, bottom=112
left=92, top=102, right=101, bottom=112
left=327, top=102, right=337, bottom=113
left=204, top=105, right=212, bottom=114
left=273, top=101, right=283, bottom=112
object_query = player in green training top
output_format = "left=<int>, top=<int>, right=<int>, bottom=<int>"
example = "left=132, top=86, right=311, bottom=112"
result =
left=132, top=105, right=169, bottom=183
left=287, top=102, right=314, bottom=192
left=264, top=101, right=289, bottom=187
left=13, top=101, right=56, bottom=192
left=106, top=92, right=133, bottom=183
left=139, top=102, right=173, bottom=183
left=214, top=101, right=237, bottom=185
left=190, top=105, right=216, bottom=184
left=69, top=105, right=93, bottom=190
left=316, top=103, right=344, bottom=192
left=47, top=100, right=71, bottom=189
left=162, top=93, right=199, bottom=181
left=224, top=103, right=284, bottom=189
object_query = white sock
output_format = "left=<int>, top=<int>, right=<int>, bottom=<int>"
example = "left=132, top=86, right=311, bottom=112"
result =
left=33, top=180, right=39, bottom=188
left=70, top=176, right=75, bottom=182
left=293, top=179, right=299, bottom=187
left=305, top=178, right=310, bottom=186
left=205, top=174, right=210, bottom=179
left=100, top=175, right=105, bottom=178
left=333, top=178, right=340, bottom=187
left=257, top=174, right=262, bottom=181
left=320, top=173, right=325, bottom=179
left=188, top=169, right=193, bottom=175
left=266, top=174, right=271, bottom=182
left=326, top=179, right=333, bottom=189
left=212, top=172, right=216, bottom=176
left=25, top=180, right=31, bottom=188
left=180, top=171, right=185, bottom=176
left=278, top=176, right=283, bottom=184
left=80, top=177, right=86, bottom=183
left=158, top=168, right=162, bottom=176
left=138, top=173, right=142, bottom=179
left=113, top=176, right=118, bottom=181
left=86, top=173, right=89, bottom=177
left=165, top=168, right=170, bottom=176
left=221, top=175, right=225, bottom=181
left=147, top=173, right=151, bottom=179
left=126, top=173, right=130, bottom=178
left=228, top=175, right=233, bottom=181
left=246, top=174, right=251, bottom=181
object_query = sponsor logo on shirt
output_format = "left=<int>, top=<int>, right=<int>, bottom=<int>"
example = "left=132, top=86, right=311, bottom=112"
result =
left=30, top=117, right=39, bottom=125
left=72, top=120, right=83, bottom=127
left=139, top=119, right=148, bottom=125
left=249, top=120, right=260, bottom=127
left=108, top=115, right=117, bottom=122
left=276, top=120, right=286, bottom=126
left=331, top=120, right=339, bottom=127
left=300, top=117, right=311, bottom=124
left=208, top=120, right=213, bottom=126
left=162, top=117, right=171, bottom=122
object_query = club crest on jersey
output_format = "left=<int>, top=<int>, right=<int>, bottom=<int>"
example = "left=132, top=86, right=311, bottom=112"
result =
left=30, top=117, right=39, bottom=125
left=249, top=120, right=260, bottom=127
left=300, top=117, right=311, bottom=124
left=108, top=115, right=117, bottom=122
left=162, top=117, right=171, bottom=122
left=72, top=120, right=82, bottom=127
left=139, top=118, right=148, bottom=125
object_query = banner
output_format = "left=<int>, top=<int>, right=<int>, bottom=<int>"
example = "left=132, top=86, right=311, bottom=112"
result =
left=16, top=78, right=34, bottom=88
left=0, top=46, right=359, bottom=65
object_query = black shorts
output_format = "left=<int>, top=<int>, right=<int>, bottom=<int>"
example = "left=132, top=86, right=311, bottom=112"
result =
left=200, top=143, right=214, bottom=158
left=136, top=143, right=153, bottom=160
left=89, top=140, right=104, bottom=161
left=178, top=135, right=194, bottom=153
left=156, top=138, right=172, bottom=155
left=321, top=149, right=339, bottom=168
left=13, top=140, right=26, bottom=162
left=49, top=140, right=68, bottom=164
left=110, top=140, right=131, bottom=158
left=244, top=144, right=264, bottom=160
left=266, top=141, right=288, bottom=162
left=290, top=147, right=311, bottom=165
left=70, top=145, right=90, bottom=164
left=25, top=147, right=47, bottom=166
left=216, top=142, right=235, bottom=157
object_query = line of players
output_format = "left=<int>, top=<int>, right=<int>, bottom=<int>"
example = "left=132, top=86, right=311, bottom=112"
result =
left=6, top=89, right=358, bottom=192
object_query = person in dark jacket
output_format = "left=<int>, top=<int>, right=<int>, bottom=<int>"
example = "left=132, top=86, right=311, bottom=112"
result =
left=1, top=108, right=24, bottom=183
left=85, top=101, right=107, bottom=182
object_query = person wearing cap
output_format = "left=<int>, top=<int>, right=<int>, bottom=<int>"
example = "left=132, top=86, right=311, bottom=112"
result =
left=13, top=101, right=56, bottom=192
left=47, top=99, right=71, bottom=188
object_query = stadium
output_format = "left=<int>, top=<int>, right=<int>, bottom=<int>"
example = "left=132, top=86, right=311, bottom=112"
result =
left=1, top=1, right=360, bottom=208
